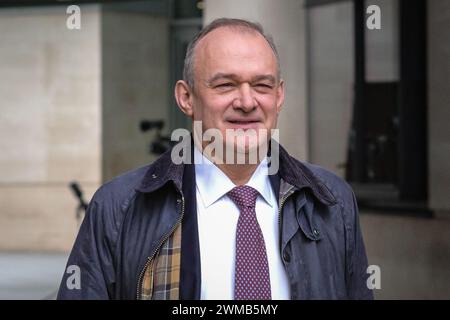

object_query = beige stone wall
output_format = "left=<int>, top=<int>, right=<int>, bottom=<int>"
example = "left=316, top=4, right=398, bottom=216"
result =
left=0, top=5, right=171, bottom=251
left=0, top=5, right=101, bottom=251
left=308, top=0, right=399, bottom=178
left=307, top=2, right=354, bottom=177
left=101, top=10, right=170, bottom=182
left=203, top=0, right=308, bottom=161
left=428, top=0, right=450, bottom=212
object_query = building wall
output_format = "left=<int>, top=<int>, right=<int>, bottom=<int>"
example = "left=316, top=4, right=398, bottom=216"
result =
left=0, top=5, right=172, bottom=251
left=203, top=0, right=309, bottom=161
left=307, top=1, right=354, bottom=177
left=428, top=0, right=450, bottom=212
left=101, top=10, right=170, bottom=182
left=308, top=0, right=399, bottom=178
left=0, top=5, right=102, bottom=251
left=365, top=0, right=399, bottom=82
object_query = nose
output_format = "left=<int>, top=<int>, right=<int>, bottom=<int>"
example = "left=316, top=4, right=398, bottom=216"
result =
left=232, top=83, right=256, bottom=112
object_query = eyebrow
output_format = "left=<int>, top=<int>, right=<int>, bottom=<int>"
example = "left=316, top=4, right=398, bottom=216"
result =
left=205, top=73, right=277, bottom=86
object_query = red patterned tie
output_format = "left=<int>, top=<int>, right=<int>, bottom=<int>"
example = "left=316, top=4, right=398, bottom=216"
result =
left=228, top=185, right=272, bottom=300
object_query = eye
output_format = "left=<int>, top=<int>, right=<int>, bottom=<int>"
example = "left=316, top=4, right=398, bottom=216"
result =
left=216, top=83, right=234, bottom=88
left=255, top=83, right=273, bottom=89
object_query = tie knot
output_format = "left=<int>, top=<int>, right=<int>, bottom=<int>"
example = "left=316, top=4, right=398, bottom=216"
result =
left=228, top=185, right=259, bottom=209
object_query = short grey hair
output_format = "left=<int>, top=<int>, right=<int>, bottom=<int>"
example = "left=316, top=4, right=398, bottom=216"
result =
left=183, top=18, right=281, bottom=89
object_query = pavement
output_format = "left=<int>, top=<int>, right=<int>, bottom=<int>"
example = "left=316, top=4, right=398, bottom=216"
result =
left=0, top=252, right=68, bottom=300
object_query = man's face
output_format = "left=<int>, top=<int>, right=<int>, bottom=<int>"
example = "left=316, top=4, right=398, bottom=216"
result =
left=188, top=27, right=284, bottom=156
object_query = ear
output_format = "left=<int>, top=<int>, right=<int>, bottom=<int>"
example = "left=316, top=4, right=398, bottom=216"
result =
left=276, top=79, right=285, bottom=114
left=175, top=80, right=194, bottom=118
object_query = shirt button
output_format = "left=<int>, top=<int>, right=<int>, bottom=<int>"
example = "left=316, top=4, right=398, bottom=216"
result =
left=283, top=251, right=291, bottom=263
left=151, top=174, right=158, bottom=179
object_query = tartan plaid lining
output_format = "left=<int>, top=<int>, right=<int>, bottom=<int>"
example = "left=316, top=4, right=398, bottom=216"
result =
left=140, top=223, right=182, bottom=300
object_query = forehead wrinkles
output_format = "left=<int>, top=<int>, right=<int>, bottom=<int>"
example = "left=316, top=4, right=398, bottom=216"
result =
left=193, top=27, right=277, bottom=83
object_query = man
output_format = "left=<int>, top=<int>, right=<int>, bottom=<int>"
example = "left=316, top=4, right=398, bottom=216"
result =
left=57, top=18, right=373, bottom=300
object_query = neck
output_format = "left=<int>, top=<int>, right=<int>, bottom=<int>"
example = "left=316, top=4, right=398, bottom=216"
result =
left=196, top=142, right=260, bottom=185
left=216, top=162, right=259, bottom=186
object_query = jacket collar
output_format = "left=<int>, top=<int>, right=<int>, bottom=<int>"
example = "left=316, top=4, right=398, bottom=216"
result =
left=136, top=137, right=337, bottom=206
left=276, top=142, right=337, bottom=205
left=136, top=148, right=184, bottom=194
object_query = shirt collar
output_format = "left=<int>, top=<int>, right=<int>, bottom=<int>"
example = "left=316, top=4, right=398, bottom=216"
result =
left=194, top=146, right=274, bottom=208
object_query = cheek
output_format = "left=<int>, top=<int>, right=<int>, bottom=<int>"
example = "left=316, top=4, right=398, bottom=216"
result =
left=257, top=96, right=279, bottom=116
left=202, top=96, right=230, bottom=117
left=209, top=94, right=233, bottom=108
left=193, top=96, right=230, bottom=128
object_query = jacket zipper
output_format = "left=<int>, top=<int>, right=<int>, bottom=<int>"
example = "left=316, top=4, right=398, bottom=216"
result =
left=277, top=187, right=295, bottom=242
left=277, top=187, right=295, bottom=300
left=136, top=187, right=292, bottom=299
left=136, top=193, right=185, bottom=300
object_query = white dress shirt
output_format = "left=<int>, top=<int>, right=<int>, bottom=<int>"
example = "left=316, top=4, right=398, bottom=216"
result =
left=194, top=146, right=290, bottom=300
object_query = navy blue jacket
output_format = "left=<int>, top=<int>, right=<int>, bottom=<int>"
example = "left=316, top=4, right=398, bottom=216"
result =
left=57, top=141, right=373, bottom=300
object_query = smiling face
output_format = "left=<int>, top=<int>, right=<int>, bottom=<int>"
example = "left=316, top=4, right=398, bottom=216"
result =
left=175, top=26, right=285, bottom=159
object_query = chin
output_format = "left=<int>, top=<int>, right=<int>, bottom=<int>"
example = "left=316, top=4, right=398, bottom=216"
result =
left=224, top=138, right=266, bottom=164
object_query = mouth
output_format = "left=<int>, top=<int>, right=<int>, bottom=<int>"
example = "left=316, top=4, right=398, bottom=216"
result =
left=226, top=119, right=261, bottom=130
left=227, top=120, right=259, bottom=124
left=226, top=118, right=261, bottom=125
